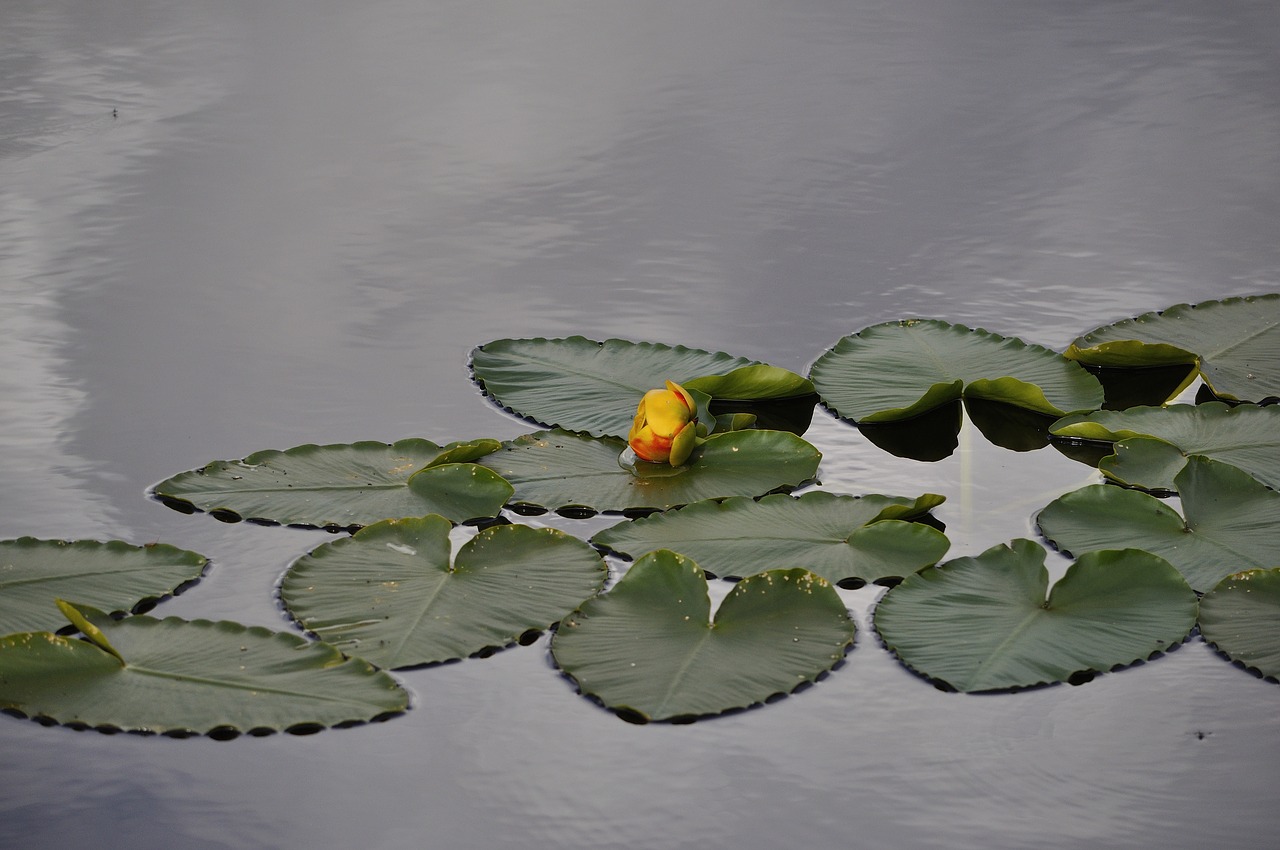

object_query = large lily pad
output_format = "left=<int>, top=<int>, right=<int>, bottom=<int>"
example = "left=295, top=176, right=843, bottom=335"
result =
left=550, top=550, right=853, bottom=722
left=1050, top=402, right=1280, bottom=492
left=152, top=438, right=513, bottom=529
left=1035, top=457, right=1280, bottom=592
left=0, top=602, right=408, bottom=736
left=470, top=336, right=814, bottom=438
left=476, top=429, right=821, bottom=515
left=1066, top=294, right=1280, bottom=403
left=592, top=491, right=949, bottom=586
left=873, top=539, right=1197, bottom=692
left=810, top=319, right=1103, bottom=423
left=1198, top=568, right=1280, bottom=680
left=0, top=538, right=207, bottom=634
left=280, top=515, right=606, bottom=669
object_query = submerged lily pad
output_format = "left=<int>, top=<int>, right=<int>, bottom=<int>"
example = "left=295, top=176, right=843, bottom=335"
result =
left=810, top=319, right=1103, bottom=423
left=152, top=438, right=513, bottom=529
left=470, top=336, right=813, bottom=438
left=592, top=491, right=949, bottom=586
left=1035, top=457, right=1280, bottom=592
left=0, top=538, right=207, bottom=634
left=1050, top=403, right=1280, bottom=492
left=1198, top=568, right=1280, bottom=680
left=476, top=429, right=821, bottom=515
left=550, top=550, right=853, bottom=722
left=0, top=602, right=408, bottom=736
left=873, top=539, right=1197, bottom=692
left=1066, top=294, right=1280, bottom=403
left=281, top=516, right=607, bottom=669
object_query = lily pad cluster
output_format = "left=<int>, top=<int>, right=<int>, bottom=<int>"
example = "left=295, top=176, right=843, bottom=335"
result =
left=3, top=294, right=1279, bottom=733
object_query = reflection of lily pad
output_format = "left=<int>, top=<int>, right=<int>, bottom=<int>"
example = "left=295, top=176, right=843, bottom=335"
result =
left=152, top=439, right=513, bottom=529
left=1050, top=403, right=1280, bottom=492
left=1036, top=457, right=1280, bottom=592
left=281, top=516, right=606, bottom=669
left=550, top=550, right=853, bottom=722
left=0, top=538, right=207, bottom=634
left=0, top=602, right=408, bottom=736
left=1199, top=568, right=1280, bottom=680
left=873, top=539, right=1197, bottom=692
left=470, top=337, right=813, bottom=438
left=476, top=429, right=821, bottom=515
left=1066, top=294, right=1280, bottom=403
left=810, top=319, right=1103, bottom=423
left=592, top=492, right=948, bottom=586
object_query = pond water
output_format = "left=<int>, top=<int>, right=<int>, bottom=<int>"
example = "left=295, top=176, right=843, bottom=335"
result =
left=3, top=1, right=1279, bottom=848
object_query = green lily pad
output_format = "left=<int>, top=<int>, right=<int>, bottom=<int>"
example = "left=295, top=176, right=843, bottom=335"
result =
left=152, top=438, right=513, bottom=529
left=0, top=602, right=408, bottom=736
left=476, top=429, right=821, bottom=515
left=1035, top=457, right=1280, bottom=592
left=1051, top=403, right=1280, bottom=492
left=0, top=538, right=207, bottom=634
left=470, top=337, right=814, bottom=438
left=1066, top=294, right=1280, bottom=403
left=550, top=550, right=854, bottom=722
left=280, top=515, right=607, bottom=669
left=810, top=319, right=1103, bottom=423
left=1199, top=568, right=1280, bottom=680
left=592, top=491, right=949, bottom=586
left=873, top=539, right=1197, bottom=692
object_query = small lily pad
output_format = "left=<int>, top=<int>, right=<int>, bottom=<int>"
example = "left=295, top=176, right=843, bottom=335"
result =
left=550, top=550, right=854, bottom=722
left=476, top=429, right=821, bottom=515
left=152, top=438, right=513, bottom=529
left=0, top=538, right=208, bottom=635
left=280, top=516, right=607, bottom=669
left=1035, top=457, right=1280, bottom=592
left=1199, top=568, right=1280, bottom=680
left=873, top=539, right=1198, bottom=692
left=592, top=491, right=949, bottom=585
left=0, top=602, right=408, bottom=736
left=810, top=319, right=1103, bottom=423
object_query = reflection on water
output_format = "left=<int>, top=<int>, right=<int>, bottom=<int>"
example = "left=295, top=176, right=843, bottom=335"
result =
left=3, top=0, right=1280, bottom=848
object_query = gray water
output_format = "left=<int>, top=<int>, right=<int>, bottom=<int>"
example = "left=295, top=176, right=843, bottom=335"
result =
left=3, top=2, right=1279, bottom=848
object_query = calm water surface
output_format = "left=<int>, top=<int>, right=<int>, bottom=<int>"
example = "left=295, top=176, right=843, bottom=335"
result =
left=3, top=2, right=1279, bottom=848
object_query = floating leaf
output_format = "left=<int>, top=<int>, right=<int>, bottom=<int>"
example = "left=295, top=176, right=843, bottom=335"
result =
left=0, top=603, right=408, bottom=736
left=1035, top=457, right=1280, bottom=592
left=1051, top=403, right=1280, bottom=492
left=873, top=539, right=1197, bottom=692
left=592, top=492, right=948, bottom=586
left=476, top=429, right=821, bottom=515
left=0, top=538, right=207, bottom=635
left=1066, top=294, right=1280, bottom=403
left=470, top=337, right=813, bottom=438
left=1199, top=568, right=1280, bottom=680
left=280, top=516, right=606, bottom=669
left=810, top=319, right=1103, bottom=423
left=551, top=550, right=853, bottom=722
left=152, top=438, right=512, bottom=529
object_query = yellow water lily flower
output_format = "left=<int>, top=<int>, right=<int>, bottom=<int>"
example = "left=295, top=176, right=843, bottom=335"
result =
left=628, top=380, right=698, bottom=466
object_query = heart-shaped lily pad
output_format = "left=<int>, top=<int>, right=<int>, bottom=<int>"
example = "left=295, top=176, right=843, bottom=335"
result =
left=152, top=438, right=513, bottom=529
left=0, top=602, right=408, bottom=736
left=592, top=491, right=949, bottom=586
left=0, top=538, right=207, bottom=634
left=1050, top=403, right=1280, bottom=492
left=280, top=515, right=607, bottom=669
left=873, top=539, right=1197, bottom=692
left=470, top=337, right=814, bottom=438
left=1035, top=456, right=1280, bottom=592
left=1066, top=294, right=1280, bottom=403
left=1198, top=568, right=1280, bottom=680
left=476, top=429, right=821, bottom=515
left=810, top=319, right=1103, bottom=423
left=550, top=550, right=853, bottom=722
